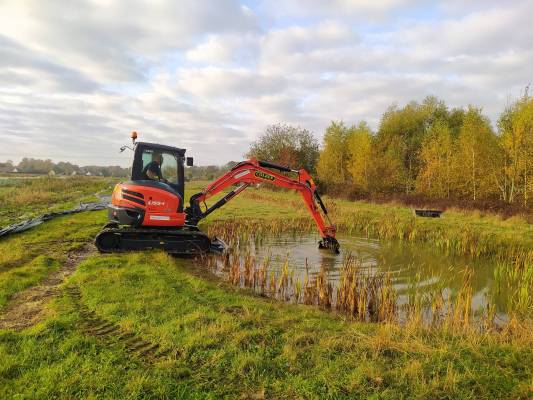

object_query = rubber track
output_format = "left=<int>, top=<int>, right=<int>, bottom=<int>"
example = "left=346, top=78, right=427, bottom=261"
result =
left=95, top=226, right=211, bottom=255
left=65, top=285, right=172, bottom=362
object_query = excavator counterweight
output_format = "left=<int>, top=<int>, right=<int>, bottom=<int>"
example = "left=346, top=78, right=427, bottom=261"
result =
left=95, top=134, right=340, bottom=255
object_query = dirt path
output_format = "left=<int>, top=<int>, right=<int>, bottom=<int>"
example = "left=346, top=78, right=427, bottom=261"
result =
left=0, top=244, right=94, bottom=330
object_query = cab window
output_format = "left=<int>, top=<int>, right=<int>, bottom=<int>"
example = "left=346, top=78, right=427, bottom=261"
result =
left=141, top=149, right=179, bottom=185
left=161, top=153, right=178, bottom=184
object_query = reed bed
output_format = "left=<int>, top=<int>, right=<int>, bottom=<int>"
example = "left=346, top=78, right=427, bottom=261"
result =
left=206, top=218, right=315, bottom=250
left=207, top=187, right=533, bottom=267
left=492, top=261, right=533, bottom=317
left=332, top=210, right=533, bottom=267
left=205, top=213, right=532, bottom=268
left=200, top=205, right=532, bottom=333
left=198, top=246, right=530, bottom=333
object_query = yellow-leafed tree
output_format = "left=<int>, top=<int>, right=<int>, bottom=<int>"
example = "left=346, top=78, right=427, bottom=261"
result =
left=317, top=122, right=351, bottom=184
left=346, top=122, right=373, bottom=191
left=455, top=106, right=499, bottom=200
left=416, top=120, right=456, bottom=198
left=498, top=94, right=533, bottom=205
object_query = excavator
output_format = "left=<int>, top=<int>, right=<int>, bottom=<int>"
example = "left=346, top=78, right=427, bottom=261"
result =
left=95, top=132, right=340, bottom=255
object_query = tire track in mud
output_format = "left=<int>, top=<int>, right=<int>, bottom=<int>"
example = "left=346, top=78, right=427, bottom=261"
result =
left=0, top=244, right=94, bottom=330
left=65, top=285, right=171, bottom=363
left=0, top=240, right=172, bottom=362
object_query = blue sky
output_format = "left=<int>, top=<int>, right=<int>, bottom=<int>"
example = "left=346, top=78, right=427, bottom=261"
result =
left=0, top=0, right=531, bottom=166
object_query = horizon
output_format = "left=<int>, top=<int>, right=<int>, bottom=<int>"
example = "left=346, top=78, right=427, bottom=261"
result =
left=1, top=1, right=531, bottom=167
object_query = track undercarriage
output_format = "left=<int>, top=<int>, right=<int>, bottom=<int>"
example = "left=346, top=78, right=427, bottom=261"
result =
left=95, top=223, right=226, bottom=255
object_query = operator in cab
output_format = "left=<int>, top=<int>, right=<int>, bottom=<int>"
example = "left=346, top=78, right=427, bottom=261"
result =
left=142, top=152, right=164, bottom=181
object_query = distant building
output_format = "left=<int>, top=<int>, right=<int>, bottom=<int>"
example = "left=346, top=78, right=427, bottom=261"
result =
left=12, top=168, right=18, bottom=173
left=71, top=171, right=77, bottom=175
left=86, top=171, right=92, bottom=176
left=48, top=170, right=56, bottom=176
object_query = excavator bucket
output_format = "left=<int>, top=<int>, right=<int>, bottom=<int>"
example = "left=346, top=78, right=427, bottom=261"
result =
left=318, top=236, right=340, bottom=254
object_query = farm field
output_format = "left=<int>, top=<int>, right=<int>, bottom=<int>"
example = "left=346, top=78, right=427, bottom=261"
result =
left=0, top=177, right=531, bottom=399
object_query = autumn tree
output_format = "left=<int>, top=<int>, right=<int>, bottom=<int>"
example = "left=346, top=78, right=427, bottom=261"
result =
left=346, top=121, right=373, bottom=191
left=317, top=121, right=352, bottom=184
left=416, top=120, right=456, bottom=198
left=455, top=106, right=499, bottom=200
left=247, top=124, right=319, bottom=172
left=497, top=93, right=533, bottom=205
left=375, top=96, right=449, bottom=193
left=367, top=145, right=406, bottom=194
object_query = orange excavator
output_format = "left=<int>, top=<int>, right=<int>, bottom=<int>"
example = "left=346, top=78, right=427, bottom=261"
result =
left=95, top=132, right=340, bottom=255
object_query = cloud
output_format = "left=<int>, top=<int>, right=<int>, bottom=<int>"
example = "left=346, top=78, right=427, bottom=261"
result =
left=178, top=67, right=287, bottom=97
left=0, top=0, right=531, bottom=166
left=0, top=35, right=99, bottom=93
left=259, top=0, right=421, bottom=20
left=185, top=34, right=259, bottom=65
left=0, top=0, right=259, bottom=83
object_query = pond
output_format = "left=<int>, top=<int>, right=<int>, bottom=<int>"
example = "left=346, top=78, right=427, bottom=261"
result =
left=209, top=232, right=526, bottom=324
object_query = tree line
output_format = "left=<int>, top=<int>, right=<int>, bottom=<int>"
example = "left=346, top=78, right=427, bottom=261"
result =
left=0, top=158, right=130, bottom=177
left=185, top=162, right=238, bottom=181
left=3, top=92, right=531, bottom=209
left=248, top=93, right=532, bottom=208
left=0, top=157, right=238, bottom=181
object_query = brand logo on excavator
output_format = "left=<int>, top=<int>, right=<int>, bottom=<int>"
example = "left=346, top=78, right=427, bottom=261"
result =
left=254, top=171, right=275, bottom=181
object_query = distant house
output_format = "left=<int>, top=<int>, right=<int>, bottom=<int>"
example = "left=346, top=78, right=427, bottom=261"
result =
left=12, top=168, right=18, bottom=173
left=86, top=171, right=92, bottom=176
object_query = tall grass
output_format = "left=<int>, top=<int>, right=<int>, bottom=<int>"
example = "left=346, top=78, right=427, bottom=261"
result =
left=204, top=188, right=533, bottom=267
left=492, top=262, right=533, bottom=317
left=199, top=249, right=531, bottom=334
left=331, top=205, right=533, bottom=267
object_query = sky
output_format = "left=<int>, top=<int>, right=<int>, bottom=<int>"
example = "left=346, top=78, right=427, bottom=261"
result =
left=0, top=0, right=531, bottom=167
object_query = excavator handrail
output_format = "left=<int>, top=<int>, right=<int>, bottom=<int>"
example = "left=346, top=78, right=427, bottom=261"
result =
left=185, top=158, right=339, bottom=253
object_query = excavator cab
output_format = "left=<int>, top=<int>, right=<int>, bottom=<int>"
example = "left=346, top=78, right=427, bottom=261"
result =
left=131, top=142, right=186, bottom=209
left=96, top=140, right=214, bottom=255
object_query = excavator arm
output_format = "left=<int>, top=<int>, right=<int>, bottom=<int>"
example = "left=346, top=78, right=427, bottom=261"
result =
left=186, top=158, right=340, bottom=254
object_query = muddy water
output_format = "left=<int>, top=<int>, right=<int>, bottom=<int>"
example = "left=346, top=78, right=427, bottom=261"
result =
left=234, top=233, right=513, bottom=320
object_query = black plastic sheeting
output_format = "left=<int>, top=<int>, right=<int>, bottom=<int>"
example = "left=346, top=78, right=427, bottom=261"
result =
left=0, top=201, right=109, bottom=239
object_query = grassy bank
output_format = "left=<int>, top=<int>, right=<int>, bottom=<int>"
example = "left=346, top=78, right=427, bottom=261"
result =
left=1, top=250, right=531, bottom=399
left=0, top=178, right=530, bottom=398
left=0, top=211, right=106, bottom=309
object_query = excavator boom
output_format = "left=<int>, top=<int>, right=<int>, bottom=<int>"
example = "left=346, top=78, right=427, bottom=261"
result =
left=186, top=158, right=340, bottom=254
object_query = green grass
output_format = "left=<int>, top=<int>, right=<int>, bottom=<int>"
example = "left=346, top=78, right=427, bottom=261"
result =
left=0, top=251, right=531, bottom=399
left=0, top=178, right=530, bottom=398
left=0, top=176, right=117, bottom=227
left=0, top=211, right=107, bottom=309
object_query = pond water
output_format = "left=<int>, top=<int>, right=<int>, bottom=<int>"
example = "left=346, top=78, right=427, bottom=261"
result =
left=224, top=233, right=516, bottom=321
